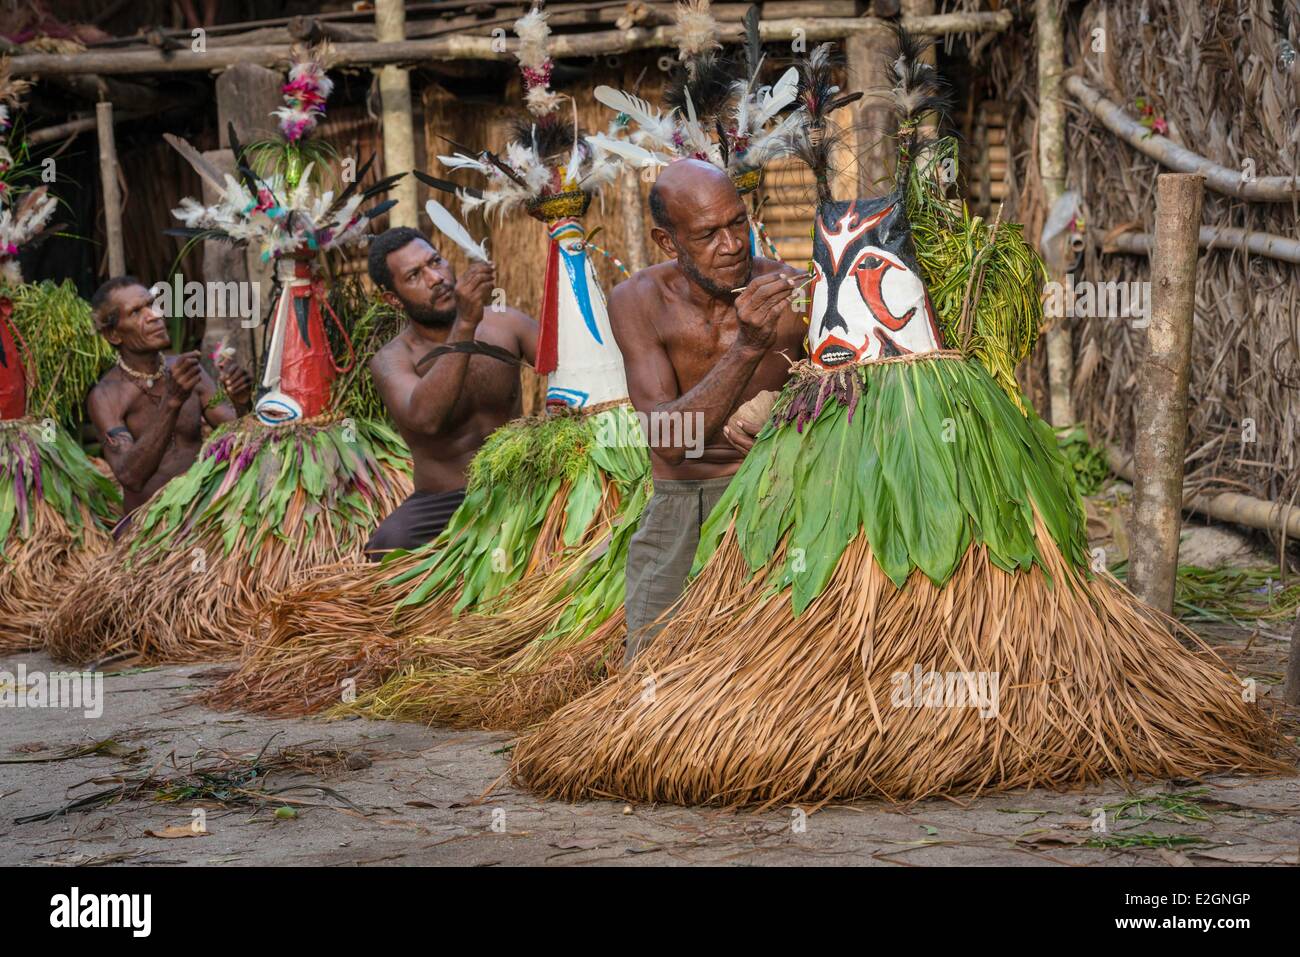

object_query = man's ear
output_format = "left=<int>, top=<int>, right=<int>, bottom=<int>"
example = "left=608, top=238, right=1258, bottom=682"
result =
left=650, top=226, right=677, bottom=259
left=380, top=290, right=402, bottom=311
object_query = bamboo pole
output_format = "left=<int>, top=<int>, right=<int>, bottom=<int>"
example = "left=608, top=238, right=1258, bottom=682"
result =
left=376, top=0, right=418, bottom=230
left=1128, top=174, right=1205, bottom=615
left=6, top=11, right=1014, bottom=76
left=1108, top=447, right=1300, bottom=539
left=1037, top=0, right=1074, bottom=427
left=1100, top=224, right=1300, bottom=266
left=1066, top=76, right=1300, bottom=202
left=95, top=101, right=125, bottom=277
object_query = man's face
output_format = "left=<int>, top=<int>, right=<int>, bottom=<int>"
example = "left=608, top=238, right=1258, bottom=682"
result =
left=658, top=182, right=752, bottom=298
left=385, top=238, right=458, bottom=327
left=105, top=284, right=170, bottom=352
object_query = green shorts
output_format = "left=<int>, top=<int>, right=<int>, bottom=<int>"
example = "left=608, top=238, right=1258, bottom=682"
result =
left=624, top=474, right=733, bottom=663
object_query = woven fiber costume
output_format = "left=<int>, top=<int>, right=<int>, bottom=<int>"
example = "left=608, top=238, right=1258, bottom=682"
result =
left=512, top=36, right=1283, bottom=807
left=204, top=5, right=654, bottom=717
left=0, top=61, right=119, bottom=650
left=45, top=44, right=411, bottom=664
left=340, top=1, right=810, bottom=731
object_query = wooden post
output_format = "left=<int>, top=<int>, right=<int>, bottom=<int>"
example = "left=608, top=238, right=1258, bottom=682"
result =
left=619, top=168, right=648, bottom=274
left=95, top=101, right=125, bottom=277
left=1128, top=173, right=1204, bottom=614
left=209, top=64, right=284, bottom=374
left=1037, top=0, right=1074, bottom=427
left=376, top=0, right=417, bottom=229
left=843, top=30, right=895, bottom=197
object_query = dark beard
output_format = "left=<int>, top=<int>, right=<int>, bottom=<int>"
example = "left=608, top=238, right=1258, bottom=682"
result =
left=402, top=291, right=457, bottom=328
left=678, top=248, right=752, bottom=299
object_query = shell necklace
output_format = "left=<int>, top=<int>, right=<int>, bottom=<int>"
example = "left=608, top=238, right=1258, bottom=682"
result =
left=117, top=354, right=165, bottom=391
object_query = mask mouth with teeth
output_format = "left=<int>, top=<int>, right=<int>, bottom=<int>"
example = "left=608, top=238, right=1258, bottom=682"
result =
left=807, top=194, right=945, bottom=368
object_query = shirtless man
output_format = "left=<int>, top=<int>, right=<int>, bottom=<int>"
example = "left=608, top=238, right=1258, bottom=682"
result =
left=614, top=159, right=806, bottom=661
left=365, top=226, right=537, bottom=556
left=88, top=276, right=253, bottom=533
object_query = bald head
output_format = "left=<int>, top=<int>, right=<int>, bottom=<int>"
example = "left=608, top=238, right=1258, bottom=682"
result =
left=649, top=159, right=740, bottom=235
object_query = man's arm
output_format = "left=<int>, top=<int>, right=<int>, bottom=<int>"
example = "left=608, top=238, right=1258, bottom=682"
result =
left=508, top=307, right=538, bottom=366
left=88, top=356, right=202, bottom=492
left=610, top=272, right=795, bottom=467
left=380, top=262, right=496, bottom=437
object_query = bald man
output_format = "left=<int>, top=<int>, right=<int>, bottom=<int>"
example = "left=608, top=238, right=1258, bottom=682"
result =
left=613, top=159, right=806, bottom=661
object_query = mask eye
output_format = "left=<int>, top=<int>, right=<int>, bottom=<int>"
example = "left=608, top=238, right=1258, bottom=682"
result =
left=858, top=255, right=883, bottom=271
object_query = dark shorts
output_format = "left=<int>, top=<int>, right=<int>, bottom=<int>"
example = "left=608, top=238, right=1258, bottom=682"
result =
left=624, top=475, right=733, bottom=664
left=365, top=488, right=466, bottom=561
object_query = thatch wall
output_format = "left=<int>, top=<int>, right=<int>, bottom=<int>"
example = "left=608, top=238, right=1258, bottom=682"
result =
left=949, top=0, right=1300, bottom=512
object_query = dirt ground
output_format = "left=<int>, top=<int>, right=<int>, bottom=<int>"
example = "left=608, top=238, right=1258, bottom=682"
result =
left=3, top=632, right=1297, bottom=867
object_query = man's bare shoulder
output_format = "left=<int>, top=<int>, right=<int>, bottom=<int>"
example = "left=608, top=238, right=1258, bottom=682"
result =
left=477, top=306, right=533, bottom=352
left=370, top=333, right=415, bottom=379
left=610, top=265, right=675, bottom=316
left=88, top=368, right=130, bottom=410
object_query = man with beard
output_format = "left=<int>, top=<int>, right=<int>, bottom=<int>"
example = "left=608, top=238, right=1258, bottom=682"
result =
left=88, top=276, right=254, bottom=532
left=365, top=227, right=538, bottom=556
left=614, top=160, right=806, bottom=661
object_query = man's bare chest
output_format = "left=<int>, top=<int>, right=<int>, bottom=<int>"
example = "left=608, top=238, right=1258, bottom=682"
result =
left=123, top=388, right=203, bottom=441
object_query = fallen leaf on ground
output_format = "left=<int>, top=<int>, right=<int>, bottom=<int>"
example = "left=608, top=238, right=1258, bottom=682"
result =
left=143, top=826, right=208, bottom=839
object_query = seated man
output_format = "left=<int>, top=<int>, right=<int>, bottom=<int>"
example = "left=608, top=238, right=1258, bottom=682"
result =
left=612, top=160, right=805, bottom=662
left=364, top=227, right=538, bottom=557
left=88, top=276, right=252, bottom=533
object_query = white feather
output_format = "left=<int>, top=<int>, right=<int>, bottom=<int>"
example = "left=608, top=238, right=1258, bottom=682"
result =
left=585, top=133, right=670, bottom=168
left=438, top=152, right=492, bottom=175
left=753, top=67, right=799, bottom=129
left=424, top=199, right=489, bottom=262
left=593, top=86, right=679, bottom=148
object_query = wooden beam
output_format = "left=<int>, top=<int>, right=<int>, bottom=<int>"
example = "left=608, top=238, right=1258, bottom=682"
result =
left=8, top=12, right=1014, bottom=76
left=1100, top=224, right=1300, bottom=266
left=377, top=0, right=418, bottom=230
left=1066, top=76, right=1300, bottom=203
left=95, top=101, right=126, bottom=277
left=1128, top=173, right=1205, bottom=616
left=28, top=110, right=143, bottom=145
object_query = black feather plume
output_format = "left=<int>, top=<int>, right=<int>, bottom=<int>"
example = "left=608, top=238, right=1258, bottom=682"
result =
left=886, top=25, right=952, bottom=184
left=412, top=169, right=485, bottom=200
left=742, top=4, right=763, bottom=82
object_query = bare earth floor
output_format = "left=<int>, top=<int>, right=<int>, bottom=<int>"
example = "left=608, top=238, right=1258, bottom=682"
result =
left=1, top=647, right=1297, bottom=867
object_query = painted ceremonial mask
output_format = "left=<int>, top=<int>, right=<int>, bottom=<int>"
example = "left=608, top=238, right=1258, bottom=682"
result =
left=535, top=217, right=629, bottom=411
left=807, top=194, right=945, bottom=368
left=0, top=297, right=27, bottom=420
left=256, top=257, right=337, bottom=425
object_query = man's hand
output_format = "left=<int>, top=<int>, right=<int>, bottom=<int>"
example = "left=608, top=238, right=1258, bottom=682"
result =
left=722, top=389, right=778, bottom=454
left=734, top=271, right=797, bottom=354
left=218, top=362, right=253, bottom=411
left=163, top=352, right=202, bottom=409
left=454, top=261, right=497, bottom=329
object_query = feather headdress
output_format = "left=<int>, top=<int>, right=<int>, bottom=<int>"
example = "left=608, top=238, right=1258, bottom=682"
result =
left=430, top=15, right=654, bottom=221
left=0, top=59, right=54, bottom=284
left=515, top=5, right=562, bottom=117
left=593, top=5, right=799, bottom=182
left=166, top=44, right=403, bottom=262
